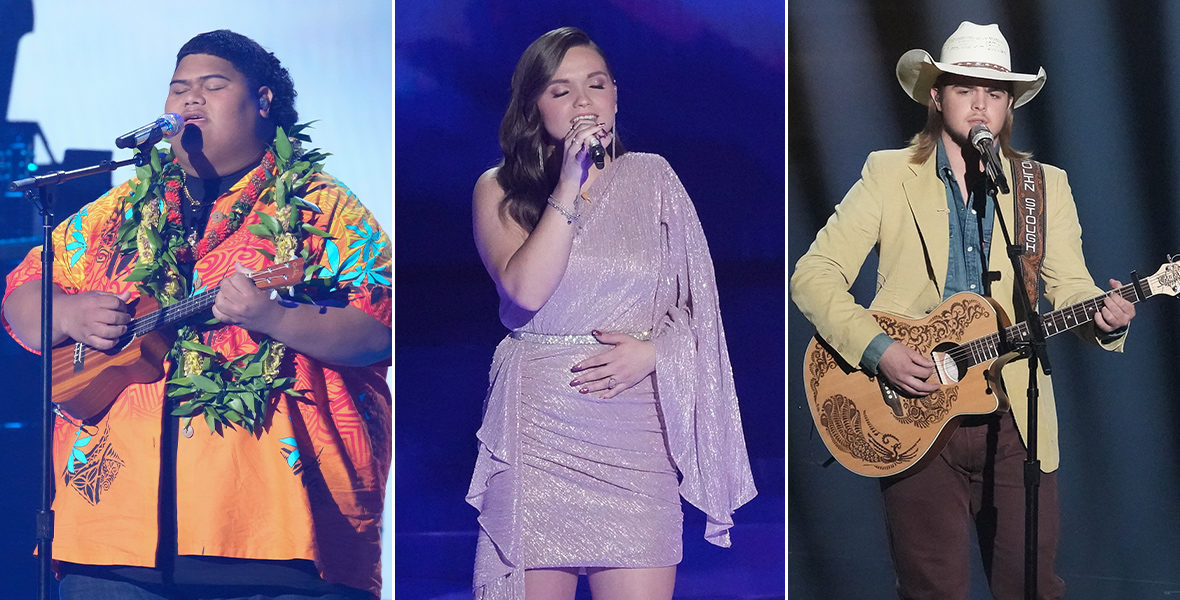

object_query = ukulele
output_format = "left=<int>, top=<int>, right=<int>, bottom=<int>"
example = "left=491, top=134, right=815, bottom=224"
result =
left=51, top=259, right=304, bottom=421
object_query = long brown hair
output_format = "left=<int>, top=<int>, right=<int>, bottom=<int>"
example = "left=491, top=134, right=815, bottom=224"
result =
left=908, top=74, right=1030, bottom=164
left=495, top=27, right=626, bottom=231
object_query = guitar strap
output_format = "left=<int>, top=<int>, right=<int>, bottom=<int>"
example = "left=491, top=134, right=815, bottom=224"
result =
left=1011, top=158, right=1046, bottom=307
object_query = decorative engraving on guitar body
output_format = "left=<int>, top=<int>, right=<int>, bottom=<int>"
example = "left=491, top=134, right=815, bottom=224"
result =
left=805, top=341, right=839, bottom=400
left=873, top=298, right=992, bottom=353
left=894, top=387, right=958, bottom=428
left=866, top=300, right=990, bottom=427
left=819, top=394, right=920, bottom=469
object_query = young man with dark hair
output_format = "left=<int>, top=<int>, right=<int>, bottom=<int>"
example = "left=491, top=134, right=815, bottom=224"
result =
left=3, top=30, right=391, bottom=599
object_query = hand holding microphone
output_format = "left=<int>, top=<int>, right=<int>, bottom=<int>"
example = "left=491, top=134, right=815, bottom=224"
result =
left=558, top=118, right=610, bottom=188
left=968, top=123, right=1009, bottom=194
left=587, top=136, right=605, bottom=170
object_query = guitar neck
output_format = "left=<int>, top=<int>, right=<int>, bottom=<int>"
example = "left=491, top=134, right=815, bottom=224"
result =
left=124, top=286, right=223, bottom=341
left=962, top=278, right=1148, bottom=369
left=115, top=259, right=304, bottom=345
left=1014, top=278, right=1147, bottom=341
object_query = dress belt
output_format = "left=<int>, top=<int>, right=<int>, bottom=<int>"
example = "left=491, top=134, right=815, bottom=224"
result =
left=509, top=329, right=652, bottom=345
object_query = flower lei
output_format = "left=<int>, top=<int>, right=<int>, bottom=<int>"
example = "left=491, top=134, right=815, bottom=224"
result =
left=117, top=123, right=334, bottom=435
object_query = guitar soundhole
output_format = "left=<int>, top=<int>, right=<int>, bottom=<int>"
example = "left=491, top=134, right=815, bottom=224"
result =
left=931, top=341, right=967, bottom=385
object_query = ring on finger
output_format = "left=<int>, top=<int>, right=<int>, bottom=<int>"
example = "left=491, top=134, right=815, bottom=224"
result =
left=608, top=377, right=617, bottom=389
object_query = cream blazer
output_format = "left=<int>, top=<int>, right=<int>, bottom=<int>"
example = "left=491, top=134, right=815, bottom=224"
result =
left=791, top=148, right=1125, bottom=472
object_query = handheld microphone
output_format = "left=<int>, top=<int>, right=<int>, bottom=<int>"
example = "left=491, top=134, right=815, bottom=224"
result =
left=587, top=136, right=605, bottom=170
left=968, top=123, right=1009, bottom=194
left=115, top=113, right=183, bottom=149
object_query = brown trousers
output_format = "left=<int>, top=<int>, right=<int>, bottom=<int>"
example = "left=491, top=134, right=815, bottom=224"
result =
left=879, top=412, right=1066, bottom=600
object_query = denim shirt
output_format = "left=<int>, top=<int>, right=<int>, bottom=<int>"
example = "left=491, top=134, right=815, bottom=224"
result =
left=861, top=139, right=994, bottom=372
left=937, top=138, right=995, bottom=299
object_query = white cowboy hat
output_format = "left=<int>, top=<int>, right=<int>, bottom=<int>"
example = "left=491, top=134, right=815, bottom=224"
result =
left=896, top=21, right=1046, bottom=108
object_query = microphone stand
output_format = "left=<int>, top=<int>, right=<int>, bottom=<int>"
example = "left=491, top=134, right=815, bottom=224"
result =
left=10, top=148, right=153, bottom=600
left=984, top=159, right=1049, bottom=600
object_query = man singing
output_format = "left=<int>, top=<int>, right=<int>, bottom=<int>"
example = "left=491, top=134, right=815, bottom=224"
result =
left=2, top=30, right=390, bottom=599
left=792, top=22, right=1134, bottom=600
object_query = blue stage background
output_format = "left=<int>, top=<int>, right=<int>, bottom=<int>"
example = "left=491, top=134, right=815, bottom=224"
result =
left=395, top=1, right=785, bottom=598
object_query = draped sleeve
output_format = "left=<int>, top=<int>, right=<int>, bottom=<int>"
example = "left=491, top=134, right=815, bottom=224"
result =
left=649, top=156, right=757, bottom=546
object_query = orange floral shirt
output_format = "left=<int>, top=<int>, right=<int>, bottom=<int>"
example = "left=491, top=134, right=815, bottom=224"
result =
left=2, top=169, right=391, bottom=595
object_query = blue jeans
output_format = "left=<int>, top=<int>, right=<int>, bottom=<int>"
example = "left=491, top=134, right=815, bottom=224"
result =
left=59, top=573, right=373, bottom=600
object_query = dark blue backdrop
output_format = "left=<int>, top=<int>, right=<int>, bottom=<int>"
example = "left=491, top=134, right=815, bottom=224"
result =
left=395, top=1, right=785, bottom=598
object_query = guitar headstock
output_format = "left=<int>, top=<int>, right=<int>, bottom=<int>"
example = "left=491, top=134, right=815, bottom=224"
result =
left=249, top=258, right=305, bottom=291
left=1145, top=256, right=1180, bottom=297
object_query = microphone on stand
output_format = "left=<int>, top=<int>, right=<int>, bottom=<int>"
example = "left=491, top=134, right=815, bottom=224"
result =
left=969, top=123, right=1009, bottom=194
left=115, top=113, right=183, bottom=149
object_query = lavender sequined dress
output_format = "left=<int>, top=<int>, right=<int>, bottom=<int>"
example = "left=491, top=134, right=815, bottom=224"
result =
left=467, top=153, right=756, bottom=599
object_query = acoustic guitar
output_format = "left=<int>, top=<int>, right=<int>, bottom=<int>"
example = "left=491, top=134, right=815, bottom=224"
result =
left=51, top=259, right=304, bottom=421
left=802, top=259, right=1180, bottom=477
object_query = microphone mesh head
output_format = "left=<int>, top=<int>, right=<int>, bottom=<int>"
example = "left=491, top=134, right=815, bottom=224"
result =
left=160, top=113, right=183, bottom=138
left=969, top=123, right=993, bottom=146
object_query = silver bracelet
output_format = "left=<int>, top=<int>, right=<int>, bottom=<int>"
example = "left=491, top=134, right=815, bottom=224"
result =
left=546, top=195, right=580, bottom=225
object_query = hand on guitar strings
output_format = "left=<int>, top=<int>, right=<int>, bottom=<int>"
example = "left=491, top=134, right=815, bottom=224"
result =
left=877, top=341, right=941, bottom=397
left=1094, top=278, right=1136, bottom=333
left=211, top=262, right=282, bottom=336
left=61, top=290, right=132, bottom=351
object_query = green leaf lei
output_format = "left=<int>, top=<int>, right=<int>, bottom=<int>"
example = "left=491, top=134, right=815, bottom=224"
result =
left=117, top=123, right=337, bottom=435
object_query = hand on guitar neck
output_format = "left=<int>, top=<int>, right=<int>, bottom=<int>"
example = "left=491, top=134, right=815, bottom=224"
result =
left=210, top=262, right=287, bottom=337
left=1094, top=278, right=1136, bottom=333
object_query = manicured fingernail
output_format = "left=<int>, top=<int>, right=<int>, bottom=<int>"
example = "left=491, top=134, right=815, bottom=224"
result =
left=579, top=387, right=589, bottom=394
left=592, top=330, right=601, bottom=336
left=570, top=380, right=580, bottom=386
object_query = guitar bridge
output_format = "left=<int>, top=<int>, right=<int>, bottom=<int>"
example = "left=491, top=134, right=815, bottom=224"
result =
left=876, top=377, right=905, bottom=417
left=72, top=342, right=85, bottom=372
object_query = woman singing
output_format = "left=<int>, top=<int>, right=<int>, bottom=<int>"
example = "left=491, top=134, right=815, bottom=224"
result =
left=468, top=27, right=756, bottom=600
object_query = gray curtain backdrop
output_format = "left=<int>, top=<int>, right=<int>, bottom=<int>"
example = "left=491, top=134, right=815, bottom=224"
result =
left=788, top=1, right=1180, bottom=598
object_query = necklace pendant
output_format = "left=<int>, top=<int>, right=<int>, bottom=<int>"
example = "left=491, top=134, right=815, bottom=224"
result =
left=187, top=230, right=198, bottom=247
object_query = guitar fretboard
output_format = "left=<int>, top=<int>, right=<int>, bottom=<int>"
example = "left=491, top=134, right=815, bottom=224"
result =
left=121, top=285, right=224, bottom=343
left=951, top=278, right=1149, bottom=368
left=78, top=260, right=302, bottom=356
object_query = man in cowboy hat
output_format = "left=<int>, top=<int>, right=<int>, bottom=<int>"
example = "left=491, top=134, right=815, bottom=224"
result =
left=791, top=21, right=1135, bottom=600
